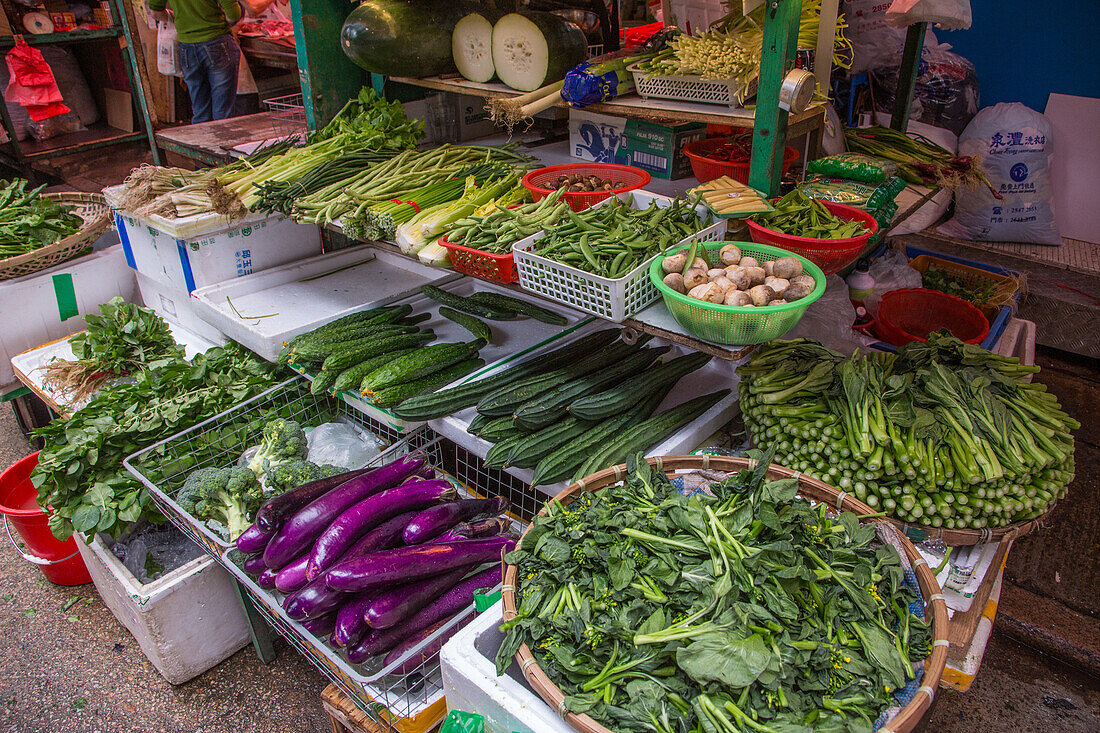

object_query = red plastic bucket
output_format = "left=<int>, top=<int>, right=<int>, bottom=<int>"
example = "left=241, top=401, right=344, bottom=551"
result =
left=0, top=452, right=91, bottom=585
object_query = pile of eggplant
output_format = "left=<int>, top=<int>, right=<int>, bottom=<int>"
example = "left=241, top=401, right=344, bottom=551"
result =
left=234, top=454, right=515, bottom=672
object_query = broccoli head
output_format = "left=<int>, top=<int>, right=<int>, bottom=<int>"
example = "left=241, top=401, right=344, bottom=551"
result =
left=178, top=465, right=262, bottom=539
left=264, top=460, right=344, bottom=495
left=246, top=418, right=308, bottom=476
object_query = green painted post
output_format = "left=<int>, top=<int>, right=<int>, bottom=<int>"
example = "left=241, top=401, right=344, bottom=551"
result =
left=290, top=0, right=368, bottom=130
left=748, top=0, right=803, bottom=197
left=112, top=0, right=161, bottom=165
left=890, top=23, right=927, bottom=132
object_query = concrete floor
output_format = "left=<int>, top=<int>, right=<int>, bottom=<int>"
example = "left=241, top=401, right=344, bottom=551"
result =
left=1, top=405, right=1097, bottom=731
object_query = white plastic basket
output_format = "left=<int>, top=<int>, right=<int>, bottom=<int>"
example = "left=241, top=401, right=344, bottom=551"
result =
left=628, top=62, right=754, bottom=108
left=512, top=190, right=725, bottom=322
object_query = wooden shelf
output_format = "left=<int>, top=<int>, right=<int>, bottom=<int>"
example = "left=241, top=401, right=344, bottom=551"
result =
left=16, top=123, right=145, bottom=160
left=0, top=28, right=122, bottom=47
left=388, top=75, right=826, bottom=138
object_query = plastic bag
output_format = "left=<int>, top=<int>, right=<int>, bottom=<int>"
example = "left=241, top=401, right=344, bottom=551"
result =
left=940, top=103, right=1061, bottom=245
left=807, top=153, right=898, bottom=183
left=157, top=21, right=182, bottom=77
left=562, top=48, right=642, bottom=108
left=842, top=0, right=939, bottom=74
left=886, top=0, right=972, bottom=31
left=28, top=111, right=86, bottom=141
left=4, top=41, right=70, bottom=121
left=801, top=176, right=905, bottom=209
left=306, top=421, right=385, bottom=469
left=870, top=43, right=978, bottom=136
left=864, top=249, right=923, bottom=316
left=783, top=275, right=868, bottom=354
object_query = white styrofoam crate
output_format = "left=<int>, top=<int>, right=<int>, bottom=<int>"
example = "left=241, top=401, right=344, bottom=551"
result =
left=105, top=185, right=323, bottom=293
left=74, top=532, right=249, bottom=685
left=513, top=190, right=724, bottom=322
left=189, top=246, right=460, bottom=362
left=0, top=244, right=136, bottom=395
left=290, top=277, right=594, bottom=434
left=428, top=329, right=744, bottom=495
left=135, top=272, right=228, bottom=346
left=441, top=600, right=572, bottom=733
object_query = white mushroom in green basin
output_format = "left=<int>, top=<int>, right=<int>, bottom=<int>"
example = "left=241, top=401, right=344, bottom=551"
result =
left=740, top=256, right=760, bottom=269
left=724, top=266, right=751, bottom=291
left=712, top=276, right=734, bottom=292
left=783, top=281, right=815, bottom=301
left=683, top=268, right=710, bottom=290
left=790, top=273, right=816, bottom=290
left=661, top=251, right=688, bottom=274
left=743, top=266, right=767, bottom=287
left=748, top=284, right=776, bottom=306
left=719, top=243, right=742, bottom=266
left=762, top=260, right=775, bottom=277
left=724, top=290, right=753, bottom=307
left=765, top=276, right=790, bottom=298
left=707, top=268, right=728, bottom=279
left=688, top=282, right=725, bottom=303
left=663, top=272, right=687, bottom=293
left=771, top=256, right=803, bottom=280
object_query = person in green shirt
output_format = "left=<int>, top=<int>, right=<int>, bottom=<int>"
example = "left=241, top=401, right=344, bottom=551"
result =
left=149, top=0, right=243, bottom=122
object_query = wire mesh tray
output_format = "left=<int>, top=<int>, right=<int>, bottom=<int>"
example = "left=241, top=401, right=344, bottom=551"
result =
left=123, top=377, right=434, bottom=554
left=627, top=62, right=755, bottom=108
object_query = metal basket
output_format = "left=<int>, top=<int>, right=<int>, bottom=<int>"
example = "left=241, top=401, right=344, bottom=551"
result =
left=628, top=62, right=754, bottom=108
left=264, top=92, right=307, bottom=136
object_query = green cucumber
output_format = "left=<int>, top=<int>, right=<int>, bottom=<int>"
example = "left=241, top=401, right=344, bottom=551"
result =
left=371, top=358, right=483, bottom=408
left=332, top=349, right=417, bottom=393
left=531, top=389, right=668, bottom=486
left=292, top=324, right=420, bottom=362
left=512, top=346, right=669, bottom=430
left=476, top=337, right=648, bottom=417
left=505, top=416, right=595, bottom=469
left=390, top=328, right=619, bottom=420
left=568, top=352, right=712, bottom=420
left=399, top=312, right=432, bottom=327
left=438, top=306, right=493, bottom=343
left=467, top=412, right=494, bottom=436
left=479, top=415, right=527, bottom=442
left=467, top=292, right=567, bottom=325
left=362, top=339, right=486, bottom=394
left=309, top=368, right=339, bottom=396
left=321, top=331, right=434, bottom=372
left=574, top=389, right=730, bottom=481
left=421, top=284, right=515, bottom=320
left=305, top=304, right=411, bottom=339
left=484, top=433, right=527, bottom=470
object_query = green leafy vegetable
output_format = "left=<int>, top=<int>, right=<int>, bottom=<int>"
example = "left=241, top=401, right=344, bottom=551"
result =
left=0, top=178, right=83, bottom=258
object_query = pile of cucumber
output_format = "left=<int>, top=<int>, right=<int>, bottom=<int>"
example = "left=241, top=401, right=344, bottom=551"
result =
left=394, top=329, right=728, bottom=484
left=278, top=287, right=569, bottom=410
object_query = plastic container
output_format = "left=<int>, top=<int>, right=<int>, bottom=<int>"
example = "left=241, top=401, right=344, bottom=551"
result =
left=521, top=163, right=650, bottom=211
left=628, top=62, right=753, bottom=109
left=438, top=235, right=519, bottom=284
left=908, top=253, right=1020, bottom=321
left=512, top=190, right=725, bottom=322
left=875, top=288, right=990, bottom=347
left=745, top=200, right=878, bottom=274
left=0, top=452, right=91, bottom=585
left=846, top=259, right=875, bottom=304
left=684, top=137, right=799, bottom=184
left=649, top=241, right=827, bottom=345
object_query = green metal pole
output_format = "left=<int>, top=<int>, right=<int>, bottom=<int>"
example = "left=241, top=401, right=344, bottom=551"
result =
left=113, top=0, right=161, bottom=165
left=890, top=23, right=927, bottom=132
left=748, top=0, right=803, bottom=197
left=289, top=0, right=368, bottom=129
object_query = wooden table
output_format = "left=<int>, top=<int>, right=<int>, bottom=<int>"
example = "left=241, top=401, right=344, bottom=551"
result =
left=154, top=112, right=304, bottom=168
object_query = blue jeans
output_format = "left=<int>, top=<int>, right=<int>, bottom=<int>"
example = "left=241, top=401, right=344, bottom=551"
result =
left=179, top=34, right=241, bottom=123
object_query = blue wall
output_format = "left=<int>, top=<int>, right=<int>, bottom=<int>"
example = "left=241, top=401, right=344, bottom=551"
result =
left=940, top=1, right=1100, bottom=112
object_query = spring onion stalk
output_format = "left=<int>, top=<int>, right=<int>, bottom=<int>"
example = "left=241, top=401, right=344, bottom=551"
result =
left=843, top=125, right=998, bottom=195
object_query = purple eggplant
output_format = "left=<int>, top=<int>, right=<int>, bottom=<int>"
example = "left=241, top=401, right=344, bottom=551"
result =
left=300, top=612, right=337, bottom=638
left=275, top=555, right=311, bottom=593
left=307, top=479, right=456, bottom=580
left=263, top=455, right=425, bottom=570
left=346, top=566, right=500, bottom=662
left=257, top=568, right=278, bottom=589
left=433, top=516, right=513, bottom=543
left=242, top=553, right=268, bottom=575
left=326, top=536, right=514, bottom=593
left=284, top=574, right=349, bottom=621
left=384, top=610, right=473, bottom=674
left=332, top=592, right=377, bottom=648
left=414, top=465, right=435, bottom=480
left=402, top=497, right=507, bottom=545
left=237, top=523, right=275, bottom=554
left=256, top=466, right=376, bottom=532
left=343, top=509, right=418, bottom=558
left=364, top=565, right=474, bottom=630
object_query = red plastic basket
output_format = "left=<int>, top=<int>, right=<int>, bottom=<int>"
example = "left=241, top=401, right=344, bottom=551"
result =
left=521, top=163, right=650, bottom=212
left=438, top=235, right=518, bottom=284
left=745, top=200, right=877, bottom=274
left=620, top=21, right=664, bottom=46
left=875, top=288, right=989, bottom=347
left=684, top=137, right=799, bottom=184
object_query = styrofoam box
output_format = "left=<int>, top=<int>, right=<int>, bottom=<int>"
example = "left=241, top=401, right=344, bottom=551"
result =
left=104, top=185, right=322, bottom=292
left=74, top=532, right=250, bottom=685
left=568, top=109, right=628, bottom=164
left=441, top=600, right=572, bottom=733
left=135, top=271, right=228, bottom=346
left=0, top=244, right=136, bottom=395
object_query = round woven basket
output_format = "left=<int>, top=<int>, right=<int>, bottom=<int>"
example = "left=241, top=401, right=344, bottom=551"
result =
left=0, top=192, right=111, bottom=281
left=502, top=454, right=949, bottom=733
left=883, top=510, right=1049, bottom=547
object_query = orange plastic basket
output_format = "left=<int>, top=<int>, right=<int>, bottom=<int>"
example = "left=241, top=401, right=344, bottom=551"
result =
left=437, top=235, right=518, bottom=284
left=746, top=200, right=877, bottom=274
left=684, top=136, right=799, bottom=184
left=875, top=288, right=989, bottom=346
left=521, top=163, right=650, bottom=211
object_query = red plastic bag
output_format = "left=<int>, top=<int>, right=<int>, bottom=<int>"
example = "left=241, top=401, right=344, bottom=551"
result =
left=5, top=41, right=70, bottom=121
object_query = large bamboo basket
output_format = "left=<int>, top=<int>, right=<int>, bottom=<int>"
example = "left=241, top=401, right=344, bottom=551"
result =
left=0, top=192, right=111, bottom=281
left=882, top=511, right=1048, bottom=547
left=501, top=455, right=950, bottom=733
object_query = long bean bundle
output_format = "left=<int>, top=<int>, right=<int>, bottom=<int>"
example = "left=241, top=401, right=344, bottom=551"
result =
left=738, top=335, right=1078, bottom=529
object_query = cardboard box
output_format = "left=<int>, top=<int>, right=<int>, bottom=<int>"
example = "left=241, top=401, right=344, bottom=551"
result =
left=568, top=109, right=628, bottom=164
left=624, top=119, right=706, bottom=179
